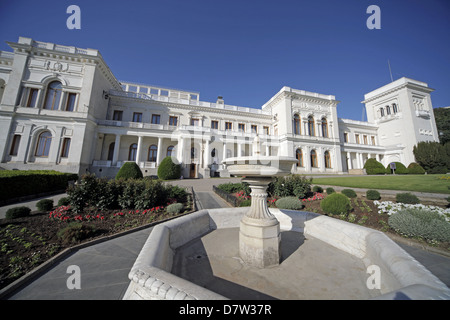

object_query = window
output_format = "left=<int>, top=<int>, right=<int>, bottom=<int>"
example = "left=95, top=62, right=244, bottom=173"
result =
left=363, top=135, right=368, bottom=145
left=26, top=88, right=39, bottom=108
left=191, top=147, right=197, bottom=159
left=151, top=114, right=161, bottom=124
left=128, top=143, right=137, bottom=161
left=380, top=107, right=385, bottom=117
left=238, top=123, right=245, bottom=132
left=392, top=103, right=398, bottom=113
left=251, top=125, right=257, bottom=133
left=107, top=142, right=115, bottom=161
left=296, top=149, right=303, bottom=167
left=44, top=81, right=62, bottom=110
left=9, top=135, right=21, bottom=156
left=60, top=138, right=71, bottom=158
left=191, top=118, right=200, bottom=126
left=343, top=132, right=348, bottom=143
left=65, top=93, right=77, bottom=111
left=148, top=145, right=157, bottom=162
left=324, top=151, right=331, bottom=168
left=211, top=120, right=219, bottom=130
left=263, top=126, right=270, bottom=135
left=371, top=136, right=376, bottom=145
left=310, top=150, right=318, bottom=167
left=355, top=134, right=360, bottom=144
left=35, top=131, right=52, bottom=157
left=225, top=122, right=232, bottom=131
left=169, top=116, right=178, bottom=126
left=113, top=110, right=123, bottom=121
left=167, top=146, right=174, bottom=157
left=308, top=116, right=315, bottom=136
left=293, top=114, right=300, bottom=135
left=386, top=105, right=391, bottom=115
left=133, top=112, right=142, bottom=123
left=321, top=118, right=328, bottom=138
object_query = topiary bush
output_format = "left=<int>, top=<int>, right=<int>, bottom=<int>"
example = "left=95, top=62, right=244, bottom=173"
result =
left=275, top=197, right=304, bottom=210
left=116, top=162, right=143, bottom=180
left=157, top=156, right=181, bottom=180
left=312, top=186, right=323, bottom=193
left=364, top=158, right=386, bottom=175
left=166, top=203, right=184, bottom=214
left=366, top=189, right=381, bottom=200
left=341, top=189, right=357, bottom=198
left=326, top=187, right=335, bottom=195
left=388, top=208, right=450, bottom=242
left=5, top=206, right=31, bottom=219
left=407, top=162, right=425, bottom=174
left=320, top=193, right=352, bottom=217
left=36, top=199, right=54, bottom=211
left=386, top=162, right=408, bottom=174
left=396, top=192, right=420, bottom=204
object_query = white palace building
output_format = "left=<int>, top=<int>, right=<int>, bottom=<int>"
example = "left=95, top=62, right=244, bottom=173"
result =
left=0, top=37, right=440, bottom=178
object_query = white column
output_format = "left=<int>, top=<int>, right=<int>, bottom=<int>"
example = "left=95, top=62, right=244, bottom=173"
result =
left=177, top=136, right=184, bottom=164
left=376, top=153, right=380, bottom=162
left=305, top=146, right=311, bottom=172
left=156, top=137, right=163, bottom=165
left=223, top=142, right=227, bottom=160
left=204, top=139, right=210, bottom=168
left=347, top=152, right=352, bottom=170
left=237, top=142, right=242, bottom=157
left=136, top=136, right=143, bottom=165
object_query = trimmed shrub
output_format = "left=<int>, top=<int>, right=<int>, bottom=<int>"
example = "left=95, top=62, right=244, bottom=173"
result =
left=407, top=162, right=425, bottom=174
left=364, top=158, right=386, bottom=175
left=312, top=186, right=323, bottom=193
left=166, top=203, right=184, bottom=214
left=275, top=197, right=304, bottom=210
left=341, top=189, right=357, bottom=198
left=396, top=192, right=420, bottom=204
left=36, top=199, right=54, bottom=211
left=366, top=190, right=381, bottom=200
left=388, top=208, right=450, bottom=242
left=115, top=162, right=143, bottom=180
left=386, top=162, right=408, bottom=174
left=57, top=222, right=97, bottom=245
left=269, top=175, right=312, bottom=199
left=157, top=156, right=181, bottom=180
left=217, top=182, right=250, bottom=196
left=57, top=197, right=71, bottom=207
left=5, top=206, right=31, bottom=219
left=326, top=187, right=335, bottom=195
left=320, top=193, right=352, bottom=216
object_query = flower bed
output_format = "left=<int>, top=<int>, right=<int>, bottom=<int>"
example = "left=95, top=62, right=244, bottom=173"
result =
left=374, top=200, right=450, bottom=221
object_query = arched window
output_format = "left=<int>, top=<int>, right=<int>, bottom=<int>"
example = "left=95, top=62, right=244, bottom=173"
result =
left=128, top=143, right=137, bottom=161
left=321, top=117, right=328, bottom=138
left=308, top=116, right=315, bottom=136
left=324, top=151, right=331, bottom=168
left=166, top=145, right=174, bottom=157
left=148, top=145, right=157, bottom=162
left=293, top=114, right=301, bottom=135
left=107, top=142, right=115, bottom=161
left=386, top=105, right=391, bottom=115
left=380, top=107, right=385, bottom=117
left=310, top=150, right=318, bottom=168
left=211, top=148, right=216, bottom=158
left=35, top=131, right=52, bottom=157
left=392, top=103, right=398, bottom=113
left=296, top=149, right=303, bottom=167
left=44, top=81, right=62, bottom=110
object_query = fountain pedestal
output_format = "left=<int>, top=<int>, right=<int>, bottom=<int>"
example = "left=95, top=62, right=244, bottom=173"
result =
left=239, top=177, right=280, bottom=268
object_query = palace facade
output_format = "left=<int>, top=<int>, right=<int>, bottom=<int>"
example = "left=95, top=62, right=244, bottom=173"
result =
left=0, top=37, right=440, bottom=178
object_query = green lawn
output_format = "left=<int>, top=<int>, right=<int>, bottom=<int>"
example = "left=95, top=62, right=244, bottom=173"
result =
left=311, top=174, right=450, bottom=194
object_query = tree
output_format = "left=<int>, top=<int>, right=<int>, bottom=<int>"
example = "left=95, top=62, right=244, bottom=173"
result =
left=413, top=141, right=448, bottom=173
left=433, top=107, right=450, bottom=145
left=115, top=162, right=143, bottom=180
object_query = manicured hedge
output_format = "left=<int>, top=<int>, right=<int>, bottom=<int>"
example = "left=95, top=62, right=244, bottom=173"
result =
left=0, top=170, right=78, bottom=202
left=363, top=158, right=385, bottom=175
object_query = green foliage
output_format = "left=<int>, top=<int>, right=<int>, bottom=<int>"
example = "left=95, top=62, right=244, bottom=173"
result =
left=363, top=158, right=386, bottom=175
left=275, top=197, right=304, bottom=210
left=0, top=170, right=78, bottom=202
left=269, top=175, right=312, bottom=199
left=5, top=206, right=31, bottom=219
left=388, top=208, right=450, bottom=242
left=413, top=141, right=449, bottom=173
left=115, top=162, right=143, bottom=180
left=396, top=192, right=420, bottom=204
left=341, top=189, right=357, bottom=198
left=57, top=197, right=71, bottom=207
left=216, top=182, right=250, bottom=196
left=434, top=107, right=450, bottom=145
left=326, top=187, right=335, bottom=194
left=239, top=199, right=252, bottom=207
left=386, top=162, right=408, bottom=174
left=320, top=193, right=352, bottom=217
left=157, top=156, right=182, bottom=180
left=366, top=189, right=381, bottom=200
left=407, top=162, right=425, bottom=174
left=166, top=203, right=184, bottom=214
left=56, top=222, right=97, bottom=245
left=36, top=199, right=54, bottom=211
left=312, top=185, right=323, bottom=193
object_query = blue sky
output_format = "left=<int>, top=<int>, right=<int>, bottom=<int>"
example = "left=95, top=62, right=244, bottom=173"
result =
left=0, top=0, right=449, bottom=120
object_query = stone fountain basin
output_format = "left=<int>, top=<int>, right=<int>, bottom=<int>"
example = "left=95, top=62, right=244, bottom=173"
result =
left=123, top=208, right=450, bottom=300
left=223, top=156, right=297, bottom=177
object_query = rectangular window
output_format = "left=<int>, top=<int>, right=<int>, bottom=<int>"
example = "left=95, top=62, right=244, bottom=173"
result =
left=344, top=132, right=348, bottom=143
left=169, top=116, right=178, bottom=126
left=191, top=118, right=200, bottom=126
left=251, top=125, right=257, bottom=133
left=355, top=134, right=360, bottom=144
left=151, top=114, right=161, bottom=124
left=371, top=136, right=376, bottom=145
left=263, top=126, right=269, bottom=135
left=211, top=120, right=219, bottom=130
left=225, top=122, right=232, bottom=131
left=133, top=112, right=143, bottom=123
left=363, top=135, right=368, bottom=145
left=65, top=93, right=77, bottom=111
left=113, top=110, right=123, bottom=121
left=238, top=123, right=245, bottom=132
left=9, top=135, right=21, bottom=156
left=60, top=138, right=71, bottom=158
left=26, top=88, right=39, bottom=108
